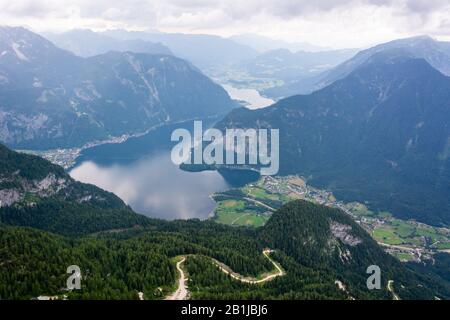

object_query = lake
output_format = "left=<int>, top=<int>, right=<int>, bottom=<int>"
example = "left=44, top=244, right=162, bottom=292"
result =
left=69, top=121, right=259, bottom=220
left=222, top=84, right=275, bottom=110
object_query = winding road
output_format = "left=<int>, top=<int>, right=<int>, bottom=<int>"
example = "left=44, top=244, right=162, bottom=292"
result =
left=388, top=280, right=400, bottom=300
left=165, top=257, right=188, bottom=300
left=165, top=250, right=284, bottom=300
left=212, top=250, right=285, bottom=284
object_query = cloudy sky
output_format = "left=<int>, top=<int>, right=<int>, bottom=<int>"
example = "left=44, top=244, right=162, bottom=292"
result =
left=1, top=0, right=449, bottom=48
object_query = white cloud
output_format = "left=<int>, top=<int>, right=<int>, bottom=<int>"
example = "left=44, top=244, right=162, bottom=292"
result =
left=0, top=0, right=449, bottom=48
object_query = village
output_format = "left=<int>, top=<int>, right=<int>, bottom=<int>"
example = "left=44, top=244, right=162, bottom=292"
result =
left=217, top=175, right=450, bottom=264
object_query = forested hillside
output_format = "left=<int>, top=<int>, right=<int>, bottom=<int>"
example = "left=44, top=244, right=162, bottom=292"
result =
left=1, top=144, right=449, bottom=300
left=0, top=26, right=236, bottom=149
left=0, top=144, right=149, bottom=235
left=2, top=204, right=450, bottom=300
left=217, top=53, right=450, bottom=226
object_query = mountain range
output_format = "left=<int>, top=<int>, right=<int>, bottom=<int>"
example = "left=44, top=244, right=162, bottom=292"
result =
left=101, top=29, right=259, bottom=70
left=265, top=36, right=450, bottom=98
left=45, top=29, right=172, bottom=57
left=230, top=34, right=332, bottom=53
left=0, top=26, right=236, bottom=149
left=218, top=51, right=450, bottom=226
left=39, top=29, right=361, bottom=97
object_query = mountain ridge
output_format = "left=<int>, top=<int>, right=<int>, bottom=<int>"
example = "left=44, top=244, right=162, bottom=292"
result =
left=265, top=35, right=450, bottom=98
left=217, top=53, right=450, bottom=226
left=0, top=143, right=151, bottom=235
left=44, top=29, right=172, bottom=57
left=0, top=26, right=236, bottom=149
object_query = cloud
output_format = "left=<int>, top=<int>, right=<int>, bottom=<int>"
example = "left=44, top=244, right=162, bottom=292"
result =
left=0, top=0, right=449, bottom=47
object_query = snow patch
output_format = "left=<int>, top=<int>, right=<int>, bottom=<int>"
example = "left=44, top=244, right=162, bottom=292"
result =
left=11, top=42, right=29, bottom=61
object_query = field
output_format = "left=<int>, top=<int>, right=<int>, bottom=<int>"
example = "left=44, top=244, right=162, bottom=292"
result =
left=392, top=252, right=416, bottom=262
left=213, top=199, right=271, bottom=227
left=371, top=217, right=450, bottom=249
left=210, top=176, right=450, bottom=262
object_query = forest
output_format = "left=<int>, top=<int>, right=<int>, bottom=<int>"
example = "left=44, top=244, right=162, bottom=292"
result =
left=1, top=144, right=450, bottom=300
left=2, top=201, right=450, bottom=300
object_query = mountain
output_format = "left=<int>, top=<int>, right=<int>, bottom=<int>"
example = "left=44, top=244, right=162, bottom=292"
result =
left=241, top=48, right=357, bottom=82
left=217, top=53, right=450, bottom=226
left=230, top=34, right=331, bottom=53
left=44, top=29, right=172, bottom=57
left=2, top=187, right=449, bottom=299
left=259, top=201, right=450, bottom=299
left=265, top=36, right=450, bottom=98
left=0, top=144, right=448, bottom=299
left=0, top=143, right=150, bottom=236
left=102, top=29, right=258, bottom=70
left=0, top=26, right=236, bottom=149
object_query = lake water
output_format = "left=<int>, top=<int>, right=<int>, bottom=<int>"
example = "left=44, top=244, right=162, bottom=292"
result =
left=69, top=121, right=259, bottom=220
left=222, top=84, right=275, bottom=110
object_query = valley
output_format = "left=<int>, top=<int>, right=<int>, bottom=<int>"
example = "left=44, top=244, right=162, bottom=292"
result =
left=2, top=144, right=450, bottom=300
left=212, top=176, right=450, bottom=263
left=1, top=17, right=450, bottom=303
left=217, top=51, right=450, bottom=227
left=20, top=120, right=448, bottom=265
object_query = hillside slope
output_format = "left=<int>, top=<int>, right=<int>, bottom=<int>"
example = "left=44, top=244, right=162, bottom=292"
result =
left=1, top=144, right=449, bottom=299
left=0, top=144, right=149, bottom=235
left=0, top=26, right=236, bottom=149
left=218, top=53, right=450, bottom=225
left=266, top=36, right=450, bottom=98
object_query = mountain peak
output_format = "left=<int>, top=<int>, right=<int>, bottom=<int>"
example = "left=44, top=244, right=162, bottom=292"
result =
left=0, top=25, right=74, bottom=64
left=0, top=27, right=235, bottom=149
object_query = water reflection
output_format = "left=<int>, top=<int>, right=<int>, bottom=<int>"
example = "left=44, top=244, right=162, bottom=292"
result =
left=70, top=152, right=232, bottom=220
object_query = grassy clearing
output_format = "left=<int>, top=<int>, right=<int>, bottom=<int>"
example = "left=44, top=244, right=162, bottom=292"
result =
left=435, top=242, right=450, bottom=250
left=243, top=186, right=279, bottom=201
left=373, top=217, right=450, bottom=247
left=373, top=227, right=404, bottom=245
left=392, top=252, right=415, bottom=262
left=213, top=182, right=285, bottom=228
left=231, top=214, right=270, bottom=228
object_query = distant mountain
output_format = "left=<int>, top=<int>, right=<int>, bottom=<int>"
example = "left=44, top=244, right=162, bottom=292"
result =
left=44, top=29, right=172, bottom=57
left=265, top=36, right=450, bottom=98
left=0, top=143, right=149, bottom=236
left=241, top=48, right=357, bottom=82
left=218, top=53, right=450, bottom=226
left=0, top=26, right=236, bottom=149
left=230, top=34, right=331, bottom=53
left=102, top=29, right=258, bottom=70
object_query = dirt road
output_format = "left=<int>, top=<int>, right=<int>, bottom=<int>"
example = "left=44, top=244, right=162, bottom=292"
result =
left=388, top=280, right=400, bottom=300
left=166, top=257, right=188, bottom=300
left=166, top=250, right=284, bottom=300
left=213, top=250, right=285, bottom=284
